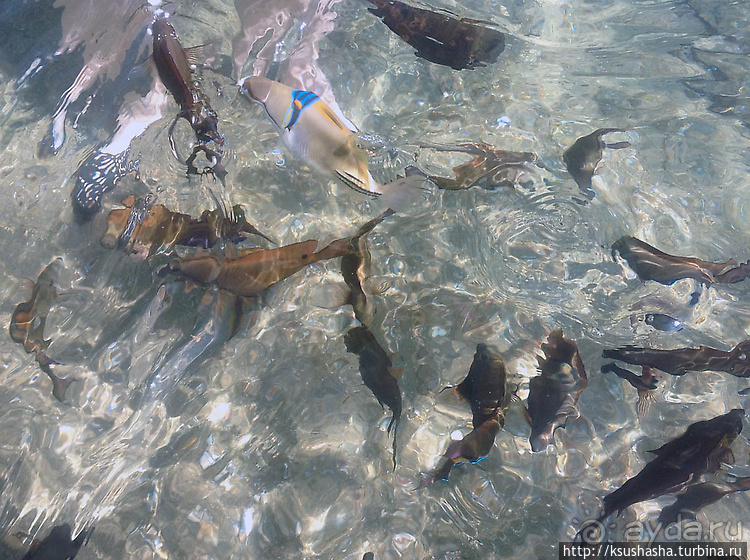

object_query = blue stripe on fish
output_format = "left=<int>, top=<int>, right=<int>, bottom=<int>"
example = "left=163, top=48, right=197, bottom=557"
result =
left=282, top=90, right=320, bottom=131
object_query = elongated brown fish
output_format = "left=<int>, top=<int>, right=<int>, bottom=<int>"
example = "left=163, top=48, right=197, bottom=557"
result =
left=603, top=340, right=750, bottom=379
left=525, top=329, right=587, bottom=452
left=341, top=209, right=394, bottom=327
left=658, top=476, right=750, bottom=526
left=563, top=128, right=630, bottom=198
left=419, top=344, right=510, bottom=487
left=344, top=326, right=402, bottom=469
left=612, top=236, right=750, bottom=286
left=163, top=238, right=349, bottom=297
left=601, top=363, right=658, bottom=417
left=152, top=16, right=224, bottom=174
left=9, top=260, right=75, bottom=402
left=600, top=409, right=743, bottom=519
left=102, top=196, right=272, bottom=257
left=366, top=0, right=505, bottom=70
left=420, top=142, right=537, bottom=190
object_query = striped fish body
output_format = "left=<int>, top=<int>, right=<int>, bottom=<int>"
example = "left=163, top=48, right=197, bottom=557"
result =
left=71, top=148, right=139, bottom=222
left=240, top=77, right=381, bottom=196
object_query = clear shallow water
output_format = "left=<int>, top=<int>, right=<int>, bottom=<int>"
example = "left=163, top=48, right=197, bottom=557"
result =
left=0, top=0, right=749, bottom=558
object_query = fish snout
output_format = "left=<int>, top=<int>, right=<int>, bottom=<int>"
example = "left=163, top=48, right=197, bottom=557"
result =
left=530, top=429, right=555, bottom=452
left=239, top=76, right=272, bottom=103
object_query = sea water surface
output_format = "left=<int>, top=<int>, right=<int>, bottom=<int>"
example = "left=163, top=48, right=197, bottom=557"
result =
left=0, top=0, right=749, bottom=558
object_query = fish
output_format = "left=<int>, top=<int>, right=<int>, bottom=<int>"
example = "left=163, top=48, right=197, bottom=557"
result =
left=658, top=476, right=750, bottom=526
left=601, top=363, right=658, bottom=417
left=452, top=343, right=510, bottom=428
left=612, top=236, right=750, bottom=286
left=525, top=329, right=588, bottom=452
left=563, top=128, right=630, bottom=198
left=644, top=312, right=684, bottom=333
left=599, top=409, right=744, bottom=519
left=239, top=77, right=431, bottom=211
left=340, top=209, right=394, bottom=327
left=71, top=147, right=140, bottom=222
left=101, top=196, right=273, bottom=257
left=419, top=142, right=537, bottom=190
left=602, top=340, right=750, bottom=379
left=344, top=326, right=402, bottom=469
left=152, top=16, right=224, bottom=179
left=9, top=259, right=75, bottom=402
left=366, top=0, right=505, bottom=70
left=419, top=343, right=510, bottom=486
left=418, top=418, right=501, bottom=487
left=21, top=524, right=92, bottom=560
left=162, top=238, right=350, bottom=297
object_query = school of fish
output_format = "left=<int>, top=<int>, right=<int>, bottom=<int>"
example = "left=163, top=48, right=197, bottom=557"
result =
left=2, top=1, right=749, bottom=558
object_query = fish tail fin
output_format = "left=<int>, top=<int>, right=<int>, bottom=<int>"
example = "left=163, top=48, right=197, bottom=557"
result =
left=390, top=415, right=398, bottom=471
left=42, top=363, right=75, bottom=403
left=377, top=172, right=437, bottom=215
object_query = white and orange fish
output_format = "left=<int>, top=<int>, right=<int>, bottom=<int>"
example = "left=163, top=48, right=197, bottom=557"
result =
left=239, top=76, right=433, bottom=211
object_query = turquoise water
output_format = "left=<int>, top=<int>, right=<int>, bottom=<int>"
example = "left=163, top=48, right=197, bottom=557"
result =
left=0, top=0, right=749, bottom=558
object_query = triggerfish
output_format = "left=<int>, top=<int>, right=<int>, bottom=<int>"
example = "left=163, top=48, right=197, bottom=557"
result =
left=563, top=128, right=630, bottom=198
left=419, top=343, right=511, bottom=487
left=576, top=409, right=743, bottom=541
left=524, top=329, right=587, bottom=452
left=344, top=325, right=403, bottom=469
left=240, top=77, right=431, bottom=211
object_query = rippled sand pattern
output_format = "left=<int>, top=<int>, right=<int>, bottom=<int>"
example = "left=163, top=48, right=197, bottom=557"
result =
left=0, top=0, right=749, bottom=558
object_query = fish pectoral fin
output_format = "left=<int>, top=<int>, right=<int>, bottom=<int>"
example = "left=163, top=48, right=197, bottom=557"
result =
left=183, top=43, right=214, bottom=66
left=390, top=366, right=404, bottom=380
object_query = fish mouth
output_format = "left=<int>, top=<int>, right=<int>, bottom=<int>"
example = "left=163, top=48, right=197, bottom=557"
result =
left=238, top=76, right=270, bottom=103
left=530, top=429, right=555, bottom=452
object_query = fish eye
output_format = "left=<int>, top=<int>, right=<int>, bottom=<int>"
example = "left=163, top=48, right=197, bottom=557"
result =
left=740, top=354, right=747, bottom=361
left=302, top=254, right=308, bottom=260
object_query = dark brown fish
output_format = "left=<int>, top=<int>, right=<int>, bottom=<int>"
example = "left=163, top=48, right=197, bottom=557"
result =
left=419, top=344, right=510, bottom=487
left=600, top=409, right=743, bottom=519
left=340, top=209, right=394, bottom=327
left=603, top=340, right=750, bottom=379
left=421, top=142, right=537, bottom=190
left=563, top=128, right=630, bottom=198
left=366, top=0, right=505, bottom=70
left=344, top=326, right=402, bottom=469
left=601, top=363, right=658, bottom=417
left=658, top=476, right=750, bottom=526
left=152, top=17, right=224, bottom=172
left=453, top=343, right=509, bottom=427
left=612, top=236, right=750, bottom=286
left=525, top=329, right=587, bottom=452
left=9, top=260, right=75, bottom=402
left=21, top=524, right=92, bottom=560
left=163, top=237, right=349, bottom=297
left=101, top=196, right=272, bottom=257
